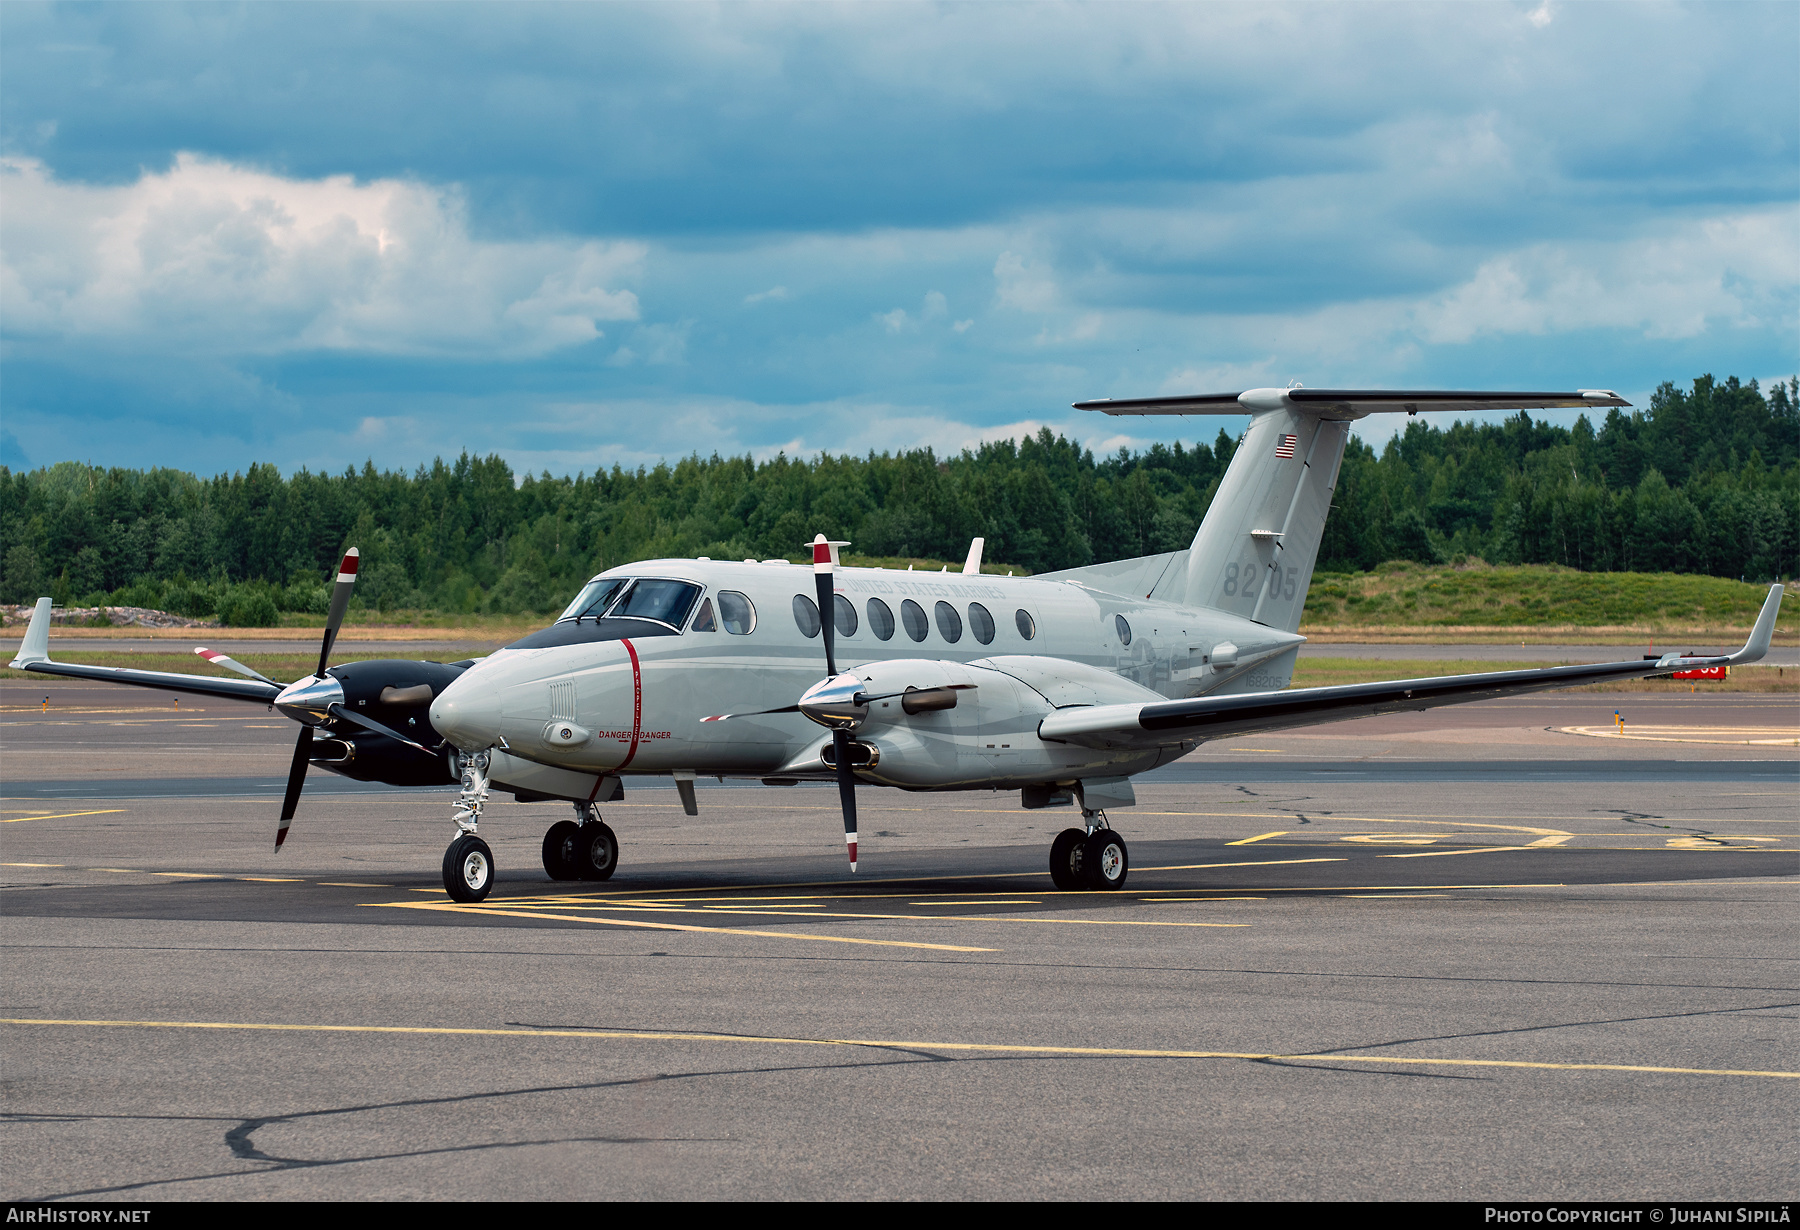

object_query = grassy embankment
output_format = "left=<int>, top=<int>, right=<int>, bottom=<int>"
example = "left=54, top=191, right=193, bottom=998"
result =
left=1299, top=562, right=1796, bottom=642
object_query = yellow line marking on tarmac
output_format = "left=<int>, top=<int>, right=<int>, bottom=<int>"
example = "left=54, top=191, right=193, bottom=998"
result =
left=238, top=877, right=301, bottom=882
left=0, top=809, right=125, bottom=823
left=910, top=900, right=1041, bottom=906
left=388, top=896, right=1248, bottom=931
left=1348, top=894, right=1449, bottom=899
left=1381, top=846, right=1530, bottom=859
left=151, top=872, right=218, bottom=879
left=5, top=1017, right=1794, bottom=1081
left=1528, top=835, right=1574, bottom=847
left=317, top=882, right=393, bottom=888
left=1139, top=857, right=1348, bottom=871
left=373, top=900, right=998, bottom=952
left=1226, top=831, right=1288, bottom=845
left=1146, top=897, right=1265, bottom=903
left=3, top=862, right=64, bottom=867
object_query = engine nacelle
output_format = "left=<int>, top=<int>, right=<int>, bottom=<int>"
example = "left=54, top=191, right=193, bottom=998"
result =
left=832, top=657, right=1186, bottom=790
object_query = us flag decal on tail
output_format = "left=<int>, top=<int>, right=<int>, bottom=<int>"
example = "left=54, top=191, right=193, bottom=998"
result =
left=1275, top=434, right=1298, bottom=458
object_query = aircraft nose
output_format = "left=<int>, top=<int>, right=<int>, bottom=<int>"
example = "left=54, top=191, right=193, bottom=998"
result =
left=431, top=676, right=503, bottom=753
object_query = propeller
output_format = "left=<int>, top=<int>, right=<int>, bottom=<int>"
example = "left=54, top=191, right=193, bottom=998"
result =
left=810, top=534, right=861, bottom=871
left=194, top=646, right=278, bottom=686
left=275, top=547, right=359, bottom=850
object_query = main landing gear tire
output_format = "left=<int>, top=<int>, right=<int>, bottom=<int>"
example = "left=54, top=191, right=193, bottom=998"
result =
left=1082, top=829, right=1129, bottom=891
left=575, top=822, right=619, bottom=882
left=542, top=820, right=583, bottom=881
left=444, top=834, right=495, bottom=902
left=1049, top=828, right=1087, bottom=891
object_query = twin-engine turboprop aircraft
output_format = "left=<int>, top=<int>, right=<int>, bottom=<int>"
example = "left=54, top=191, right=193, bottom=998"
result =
left=12, top=386, right=1785, bottom=903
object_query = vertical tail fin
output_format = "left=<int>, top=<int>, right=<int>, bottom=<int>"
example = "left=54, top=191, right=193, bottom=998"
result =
left=1183, top=408, right=1350, bottom=632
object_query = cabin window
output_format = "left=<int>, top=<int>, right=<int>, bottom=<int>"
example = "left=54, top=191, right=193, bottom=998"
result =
left=900, top=599, right=929, bottom=642
left=833, top=594, right=858, bottom=637
left=935, top=600, right=963, bottom=643
left=1015, top=609, right=1036, bottom=640
left=792, top=594, right=821, bottom=638
left=561, top=577, right=627, bottom=621
left=612, top=579, right=703, bottom=628
left=866, top=598, right=895, bottom=641
left=1114, top=614, right=1133, bottom=646
left=690, top=598, right=717, bottom=632
left=968, top=603, right=995, bottom=645
left=719, top=591, right=755, bottom=634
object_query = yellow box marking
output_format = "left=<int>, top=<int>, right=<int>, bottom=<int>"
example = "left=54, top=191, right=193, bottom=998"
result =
left=4, top=1017, right=1793, bottom=1082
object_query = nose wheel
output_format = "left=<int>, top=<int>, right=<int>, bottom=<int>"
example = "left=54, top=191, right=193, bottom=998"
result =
left=443, top=834, right=495, bottom=902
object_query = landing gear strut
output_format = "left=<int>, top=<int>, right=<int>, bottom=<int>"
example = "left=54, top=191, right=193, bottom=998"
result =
left=541, top=801, right=619, bottom=882
left=1048, top=810, right=1129, bottom=892
left=443, top=750, right=495, bottom=902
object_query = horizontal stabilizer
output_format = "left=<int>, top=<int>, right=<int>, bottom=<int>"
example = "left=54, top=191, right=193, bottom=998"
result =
left=1075, top=388, right=1630, bottom=418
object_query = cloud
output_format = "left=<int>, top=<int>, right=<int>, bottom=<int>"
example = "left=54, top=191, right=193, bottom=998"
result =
left=744, top=285, right=788, bottom=304
left=0, top=154, right=642, bottom=357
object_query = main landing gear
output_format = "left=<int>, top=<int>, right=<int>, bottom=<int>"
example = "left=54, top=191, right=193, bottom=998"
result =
left=542, top=801, right=618, bottom=883
left=1049, top=810, right=1129, bottom=892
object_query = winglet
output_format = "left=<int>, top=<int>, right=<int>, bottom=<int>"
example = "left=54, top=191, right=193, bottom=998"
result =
left=1723, top=583, right=1785, bottom=666
left=10, top=598, right=53, bottom=667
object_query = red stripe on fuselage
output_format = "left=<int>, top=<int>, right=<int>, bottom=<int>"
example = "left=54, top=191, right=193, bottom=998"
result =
left=616, top=638, right=643, bottom=770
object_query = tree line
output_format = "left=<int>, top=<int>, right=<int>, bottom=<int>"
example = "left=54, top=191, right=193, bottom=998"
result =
left=1, top=374, right=1793, bottom=624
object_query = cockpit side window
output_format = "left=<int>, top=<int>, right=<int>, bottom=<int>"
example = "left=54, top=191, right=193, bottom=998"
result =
left=561, top=578, right=628, bottom=621
left=690, top=597, right=718, bottom=632
left=612, top=579, right=704, bottom=628
left=718, top=591, right=756, bottom=634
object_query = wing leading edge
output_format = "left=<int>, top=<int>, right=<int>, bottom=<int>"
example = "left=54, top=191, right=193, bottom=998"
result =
left=7, top=597, right=281, bottom=704
left=1039, top=584, right=1785, bottom=751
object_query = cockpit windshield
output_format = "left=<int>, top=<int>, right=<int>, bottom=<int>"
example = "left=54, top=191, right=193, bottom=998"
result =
left=612, top=579, right=703, bottom=628
left=560, top=578, right=628, bottom=621
left=560, top=577, right=704, bottom=630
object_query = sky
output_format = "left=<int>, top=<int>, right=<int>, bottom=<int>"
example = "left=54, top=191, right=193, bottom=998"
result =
left=1, top=1, right=1796, bottom=478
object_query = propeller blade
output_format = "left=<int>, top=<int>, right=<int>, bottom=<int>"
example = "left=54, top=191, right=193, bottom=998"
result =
left=808, top=533, right=862, bottom=870
left=325, top=701, right=436, bottom=755
left=812, top=533, right=838, bottom=678
left=277, top=725, right=313, bottom=850
left=832, top=729, right=859, bottom=872
left=194, top=646, right=277, bottom=686
left=700, top=705, right=801, bottom=723
left=315, top=547, right=360, bottom=678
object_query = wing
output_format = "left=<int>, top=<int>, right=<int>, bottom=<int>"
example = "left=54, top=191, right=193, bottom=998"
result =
left=7, top=598, right=281, bottom=704
left=1073, top=388, right=1631, bottom=417
left=1038, top=584, right=1784, bottom=751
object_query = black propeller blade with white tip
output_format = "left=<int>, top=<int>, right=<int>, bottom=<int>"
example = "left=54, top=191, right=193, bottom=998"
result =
left=276, top=547, right=359, bottom=850
left=810, top=534, right=861, bottom=871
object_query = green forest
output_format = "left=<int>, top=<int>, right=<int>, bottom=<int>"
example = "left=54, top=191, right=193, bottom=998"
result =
left=1, top=374, right=1794, bottom=625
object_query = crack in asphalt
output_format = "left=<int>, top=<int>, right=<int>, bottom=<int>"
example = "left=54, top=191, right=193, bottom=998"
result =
left=1308, top=1000, right=1800, bottom=1058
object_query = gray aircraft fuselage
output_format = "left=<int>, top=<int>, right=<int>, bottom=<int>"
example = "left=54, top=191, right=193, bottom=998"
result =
left=430, top=558, right=1300, bottom=794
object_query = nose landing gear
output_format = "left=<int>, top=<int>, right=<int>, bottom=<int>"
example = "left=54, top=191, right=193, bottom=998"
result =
left=443, top=750, right=494, bottom=902
left=1048, top=810, right=1129, bottom=892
